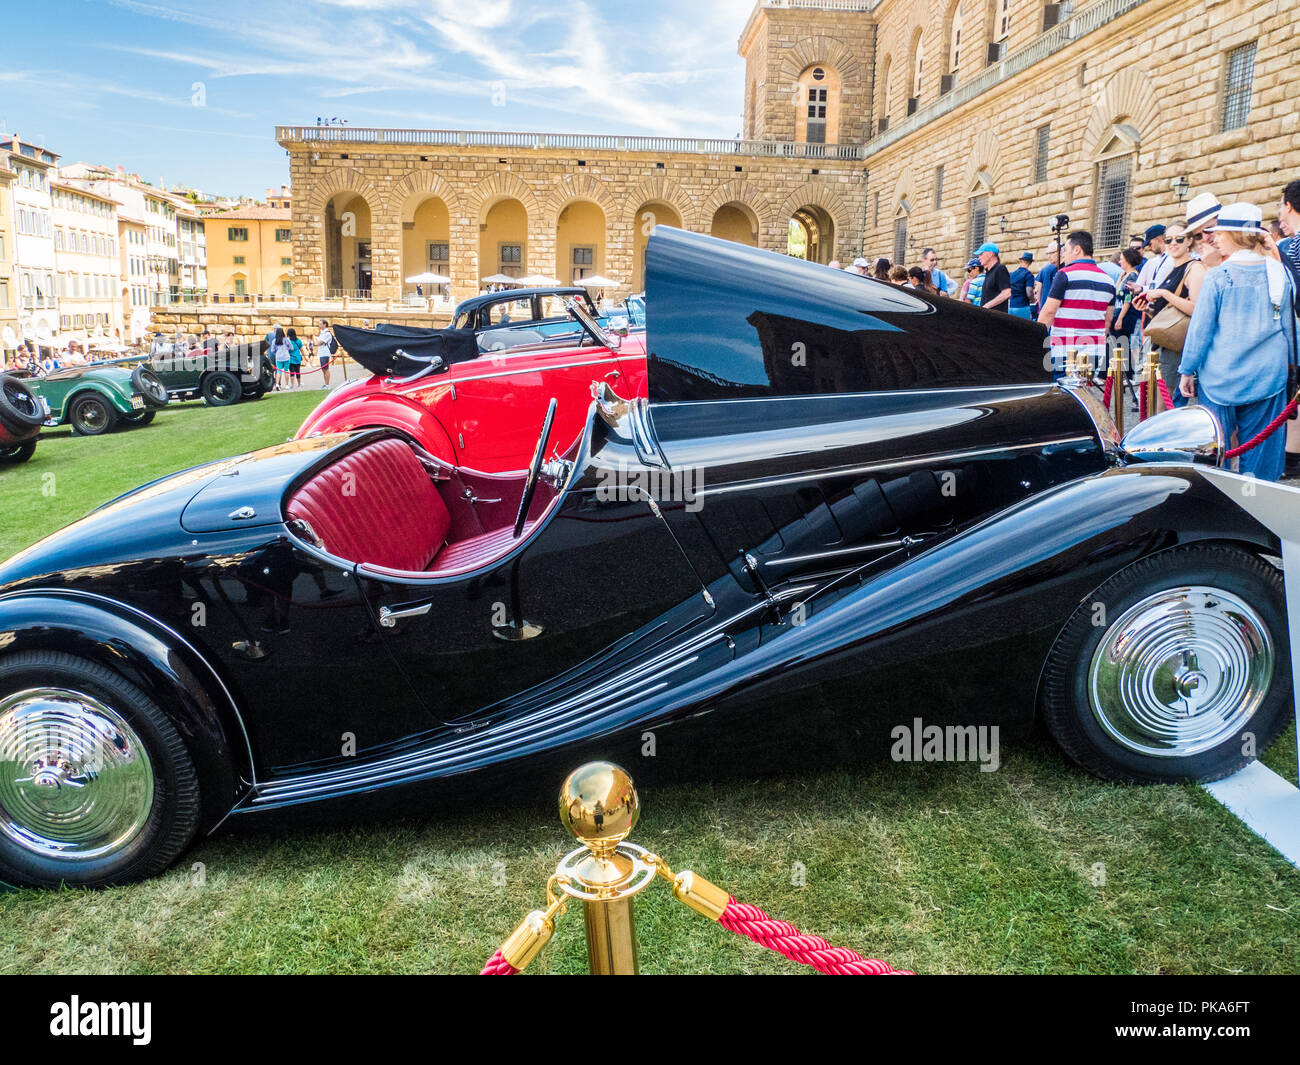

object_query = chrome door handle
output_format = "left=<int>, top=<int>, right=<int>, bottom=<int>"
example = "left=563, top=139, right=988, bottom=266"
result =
left=378, top=602, right=433, bottom=628
left=605, top=370, right=620, bottom=379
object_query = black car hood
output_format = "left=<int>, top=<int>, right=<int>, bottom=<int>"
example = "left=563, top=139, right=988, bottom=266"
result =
left=642, top=226, right=1051, bottom=403
left=0, top=435, right=354, bottom=589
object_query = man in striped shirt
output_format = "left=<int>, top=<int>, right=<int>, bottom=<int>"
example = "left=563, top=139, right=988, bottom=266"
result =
left=1037, top=230, right=1114, bottom=380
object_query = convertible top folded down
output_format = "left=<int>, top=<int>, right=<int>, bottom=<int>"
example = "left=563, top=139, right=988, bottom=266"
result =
left=332, top=323, right=479, bottom=377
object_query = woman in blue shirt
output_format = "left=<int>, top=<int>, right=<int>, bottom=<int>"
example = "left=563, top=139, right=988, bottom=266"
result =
left=1179, top=203, right=1297, bottom=481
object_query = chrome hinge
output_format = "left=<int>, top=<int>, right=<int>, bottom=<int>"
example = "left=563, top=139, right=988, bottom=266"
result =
left=741, top=551, right=781, bottom=621
left=458, top=432, right=465, bottom=449
left=450, top=384, right=457, bottom=400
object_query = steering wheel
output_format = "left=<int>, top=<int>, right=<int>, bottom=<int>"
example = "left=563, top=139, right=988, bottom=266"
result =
left=514, top=397, right=558, bottom=538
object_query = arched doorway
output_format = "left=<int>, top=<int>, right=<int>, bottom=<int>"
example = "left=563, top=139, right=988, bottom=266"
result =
left=711, top=203, right=760, bottom=247
left=556, top=200, right=606, bottom=285
left=787, top=204, right=836, bottom=263
left=402, top=195, right=450, bottom=297
left=324, top=191, right=373, bottom=297
left=479, top=198, right=528, bottom=282
left=631, top=200, right=682, bottom=290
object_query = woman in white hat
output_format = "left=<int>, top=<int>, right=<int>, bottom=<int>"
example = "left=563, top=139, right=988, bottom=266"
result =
left=1178, top=202, right=1298, bottom=480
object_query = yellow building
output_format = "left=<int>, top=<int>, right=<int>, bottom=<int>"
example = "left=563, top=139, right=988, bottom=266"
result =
left=204, top=203, right=293, bottom=299
left=118, top=212, right=149, bottom=342
left=280, top=0, right=1300, bottom=302
left=0, top=165, right=17, bottom=357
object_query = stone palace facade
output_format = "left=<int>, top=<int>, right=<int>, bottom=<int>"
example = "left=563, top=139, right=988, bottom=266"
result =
left=278, top=0, right=1298, bottom=305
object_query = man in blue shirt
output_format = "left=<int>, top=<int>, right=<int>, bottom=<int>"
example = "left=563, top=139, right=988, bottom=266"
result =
left=921, top=248, right=954, bottom=295
left=1008, top=252, right=1036, bottom=319
left=1274, top=179, right=1300, bottom=476
left=1034, top=245, right=1059, bottom=316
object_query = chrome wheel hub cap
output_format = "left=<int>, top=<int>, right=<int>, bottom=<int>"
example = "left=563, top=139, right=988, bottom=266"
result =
left=1089, top=586, right=1273, bottom=757
left=0, top=689, right=154, bottom=859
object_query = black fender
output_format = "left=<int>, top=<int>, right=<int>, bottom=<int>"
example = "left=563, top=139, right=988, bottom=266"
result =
left=633, top=464, right=1284, bottom=759
left=0, top=589, right=254, bottom=831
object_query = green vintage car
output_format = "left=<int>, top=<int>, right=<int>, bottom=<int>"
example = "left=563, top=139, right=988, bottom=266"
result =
left=10, top=363, right=170, bottom=436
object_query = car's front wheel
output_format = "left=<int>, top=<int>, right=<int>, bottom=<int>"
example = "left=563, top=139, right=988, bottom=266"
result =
left=1041, top=544, right=1290, bottom=783
left=202, top=371, right=241, bottom=407
left=0, top=651, right=201, bottom=888
left=69, top=394, right=117, bottom=436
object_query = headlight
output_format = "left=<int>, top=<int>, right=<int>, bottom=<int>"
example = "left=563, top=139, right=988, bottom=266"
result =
left=1120, top=406, right=1224, bottom=466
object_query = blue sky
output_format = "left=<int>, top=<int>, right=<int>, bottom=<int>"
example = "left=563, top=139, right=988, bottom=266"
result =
left=1, top=0, right=756, bottom=198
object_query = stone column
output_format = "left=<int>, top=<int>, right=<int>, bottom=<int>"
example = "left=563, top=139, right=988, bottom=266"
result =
left=369, top=203, right=402, bottom=301
left=449, top=215, right=479, bottom=305
left=528, top=213, right=557, bottom=282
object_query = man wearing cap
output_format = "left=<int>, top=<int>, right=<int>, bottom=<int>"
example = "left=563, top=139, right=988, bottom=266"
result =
left=1134, top=224, right=1173, bottom=295
left=1007, top=252, right=1036, bottom=319
left=846, top=257, right=871, bottom=276
left=976, top=242, right=1012, bottom=311
left=960, top=257, right=985, bottom=305
left=1180, top=203, right=1296, bottom=481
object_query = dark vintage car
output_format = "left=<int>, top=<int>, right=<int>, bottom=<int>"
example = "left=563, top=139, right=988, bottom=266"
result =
left=148, top=338, right=278, bottom=406
left=0, top=227, right=1293, bottom=889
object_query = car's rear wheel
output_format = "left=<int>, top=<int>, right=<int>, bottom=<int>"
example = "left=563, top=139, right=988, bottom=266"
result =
left=202, top=371, right=241, bottom=407
left=70, top=394, right=117, bottom=436
left=0, top=441, right=36, bottom=464
left=0, top=651, right=200, bottom=888
left=1041, top=544, right=1290, bottom=783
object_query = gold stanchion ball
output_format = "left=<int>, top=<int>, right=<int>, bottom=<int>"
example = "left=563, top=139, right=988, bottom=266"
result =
left=559, top=762, right=639, bottom=856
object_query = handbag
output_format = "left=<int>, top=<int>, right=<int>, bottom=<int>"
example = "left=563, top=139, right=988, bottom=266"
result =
left=1144, top=271, right=1191, bottom=351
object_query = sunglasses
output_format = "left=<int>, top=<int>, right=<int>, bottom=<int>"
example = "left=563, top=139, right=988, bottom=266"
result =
left=1168, top=235, right=1188, bottom=244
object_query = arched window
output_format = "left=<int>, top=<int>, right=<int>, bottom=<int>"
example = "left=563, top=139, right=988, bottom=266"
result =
left=796, top=65, right=841, bottom=144
left=967, top=174, right=992, bottom=257
left=949, top=5, right=964, bottom=78
left=911, top=33, right=926, bottom=102
left=1094, top=124, right=1140, bottom=254
left=876, top=55, right=893, bottom=132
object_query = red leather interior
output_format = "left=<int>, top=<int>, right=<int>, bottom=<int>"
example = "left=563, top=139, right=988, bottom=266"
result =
left=429, top=521, right=538, bottom=575
left=286, top=438, right=450, bottom=572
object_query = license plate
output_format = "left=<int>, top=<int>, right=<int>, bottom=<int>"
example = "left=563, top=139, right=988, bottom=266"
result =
left=131, top=396, right=145, bottom=410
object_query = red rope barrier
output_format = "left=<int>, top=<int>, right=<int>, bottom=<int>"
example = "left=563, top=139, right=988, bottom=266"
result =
left=718, top=898, right=911, bottom=975
left=1157, top=378, right=1174, bottom=412
left=1138, top=378, right=1148, bottom=421
left=1225, top=397, right=1300, bottom=459
left=480, top=949, right=519, bottom=975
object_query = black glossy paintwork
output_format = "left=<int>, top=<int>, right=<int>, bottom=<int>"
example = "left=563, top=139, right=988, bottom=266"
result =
left=645, top=227, right=1053, bottom=402
left=0, top=227, right=1282, bottom=829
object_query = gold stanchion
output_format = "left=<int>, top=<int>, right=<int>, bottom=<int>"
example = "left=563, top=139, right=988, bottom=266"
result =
left=1144, top=349, right=1159, bottom=418
left=556, top=762, right=657, bottom=975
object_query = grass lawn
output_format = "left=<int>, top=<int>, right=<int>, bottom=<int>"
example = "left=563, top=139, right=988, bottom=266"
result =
left=0, top=394, right=1298, bottom=974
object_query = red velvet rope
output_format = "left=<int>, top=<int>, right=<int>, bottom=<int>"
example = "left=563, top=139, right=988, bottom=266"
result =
left=718, top=898, right=912, bottom=975
left=1224, top=396, right=1300, bottom=459
left=1138, top=378, right=1148, bottom=421
left=1101, top=373, right=1113, bottom=410
left=1157, top=378, right=1174, bottom=411
left=480, top=949, right=519, bottom=975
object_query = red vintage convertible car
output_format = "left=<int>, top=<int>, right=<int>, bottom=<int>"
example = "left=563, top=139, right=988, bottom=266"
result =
left=294, top=288, right=646, bottom=470
left=0, top=374, right=46, bottom=464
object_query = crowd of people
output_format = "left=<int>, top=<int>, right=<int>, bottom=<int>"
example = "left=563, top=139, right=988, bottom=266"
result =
left=831, top=180, right=1300, bottom=481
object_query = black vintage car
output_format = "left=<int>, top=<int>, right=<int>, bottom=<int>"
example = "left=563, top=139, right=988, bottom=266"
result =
left=0, top=228, right=1292, bottom=888
left=148, top=337, right=277, bottom=406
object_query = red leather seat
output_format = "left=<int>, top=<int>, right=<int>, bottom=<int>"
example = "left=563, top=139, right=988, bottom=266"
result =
left=286, top=438, right=450, bottom=572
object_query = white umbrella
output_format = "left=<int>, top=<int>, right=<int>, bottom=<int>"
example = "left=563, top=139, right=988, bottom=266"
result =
left=515, top=274, right=563, bottom=287
left=577, top=275, right=620, bottom=288
left=481, top=273, right=520, bottom=285
left=405, top=271, right=451, bottom=284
